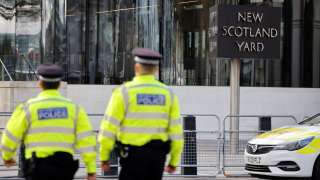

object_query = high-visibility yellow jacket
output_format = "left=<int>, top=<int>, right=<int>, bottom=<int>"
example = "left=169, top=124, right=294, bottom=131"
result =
left=1, top=90, right=97, bottom=173
left=99, top=75, right=183, bottom=167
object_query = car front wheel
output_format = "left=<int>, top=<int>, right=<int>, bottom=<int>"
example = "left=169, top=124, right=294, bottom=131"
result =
left=312, top=156, right=320, bottom=180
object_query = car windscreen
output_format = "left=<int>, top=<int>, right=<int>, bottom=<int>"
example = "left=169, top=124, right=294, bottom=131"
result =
left=300, top=114, right=320, bottom=125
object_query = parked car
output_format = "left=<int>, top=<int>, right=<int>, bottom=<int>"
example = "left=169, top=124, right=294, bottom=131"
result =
left=245, top=114, right=320, bottom=179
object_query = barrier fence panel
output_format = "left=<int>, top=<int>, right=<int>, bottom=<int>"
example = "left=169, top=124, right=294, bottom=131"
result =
left=221, top=115, right=298, bottom=177
left=177, top=114, right=221, bottom=177
left=1, top=112, right=301, bottom=178
left=76, top=114, right=222, bottom=178
left=0, top=112, right=301, bottom=179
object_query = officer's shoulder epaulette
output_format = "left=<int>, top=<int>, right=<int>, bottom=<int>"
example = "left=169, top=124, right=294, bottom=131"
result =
left=122, top=80, right=132, bottom=85
left=155, top=81, right=171, bottom=90
left=63, top=97, right=73, bottom=103
left=112, top=81, right=132, bottom=92
left=25, top=98, right=36, bottom=105
left=157, top=82, right=175, bottom=97
left=15, top=100, right=31, bottom=110
left=112, top=85, right=122, bottom=92
left=17, top=101, right=27, bottom=108
left=157, top=81, right=168, bottom=87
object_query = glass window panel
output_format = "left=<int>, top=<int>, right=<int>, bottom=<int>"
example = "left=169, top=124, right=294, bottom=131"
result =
left=15, top=0, right=41, bottom=81
left=168, top=0, right=229, bottom=86
left=97, top=0, right=160, bottom=85
left=0, top=0, right=16, bottom=81
left=313, top=0, right=320, bottom=87
left=66, top=0, right=86, bottom=84
left=0, top=0, right=319, bottom=87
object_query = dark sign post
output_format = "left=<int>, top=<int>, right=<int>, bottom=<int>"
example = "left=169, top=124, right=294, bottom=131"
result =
left=217, top=5, right=281, bottom=154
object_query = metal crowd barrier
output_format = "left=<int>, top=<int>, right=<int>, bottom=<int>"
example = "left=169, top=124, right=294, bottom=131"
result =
left=174, top=114, right=221, bottom=177
left=0, top=113, right=222, bottom=179
left=221, top=115, right=298, bottom=177
left=0, top=113, right=301, bottom=179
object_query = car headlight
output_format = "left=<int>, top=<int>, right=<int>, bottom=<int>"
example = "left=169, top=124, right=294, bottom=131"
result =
left=273, top=137, right=314, bottom=151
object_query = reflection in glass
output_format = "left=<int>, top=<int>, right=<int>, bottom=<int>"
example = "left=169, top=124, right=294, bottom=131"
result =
left=0, top=0, right=319, bottom=87
left=0, top=0, right=41, bottom=81
left=66, top=0, right=85, bottom=83
left=0, top=0, right=16, bottom=81
left=169, top=0, right=229, bottom=86
left=16, top=1, right=41, bottom=80
left=96, top=0, right=160, bottom=84
left=42, top=0, right=66, bottom=65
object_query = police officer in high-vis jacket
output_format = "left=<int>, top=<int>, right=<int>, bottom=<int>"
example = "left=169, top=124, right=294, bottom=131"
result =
left=99, top=48, right=184, bottom=180
left=1, top=64, right=97, bottom=180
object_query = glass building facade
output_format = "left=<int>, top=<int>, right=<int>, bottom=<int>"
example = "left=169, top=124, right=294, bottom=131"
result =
left=0, top=0, right=319, bottom=87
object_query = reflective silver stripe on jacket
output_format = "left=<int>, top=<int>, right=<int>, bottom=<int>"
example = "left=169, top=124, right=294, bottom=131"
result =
left=77, top=131, right=93, bottom=140
left=28, top=98, right=73, bottom=105
left=5, top=129, right=21, bottom=144
left=77, top=146, right=96, bottom=153
left=101, top=131, right=116, bottom=140
left=121, top=127, right=166, bottom=134
left=169, top=118, right=182, bottom=126
left=1, top=144, right=15, bottom=153
left=26, top=142, right=74, bottom=149
left=169, top=89, right=174, bottom=105
left=73, top=105, right=80, bottom=135
left=23, top=104, right=32, bottom=126
left=169, top=134, right=183, bottom=140
left=73, top=105, right=80, bottom=150
left=126, top=112, right=169, bottom=120
left=120, top=86, right=129, bottom=113
left=128, top=84, right=169, bottom=91
left=28, top=127, right=74, bottom=135
left=104, top=115, right=121, bottom=127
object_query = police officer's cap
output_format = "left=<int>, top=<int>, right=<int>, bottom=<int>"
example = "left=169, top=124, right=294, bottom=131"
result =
left=36, top=64, right=63, bottom=82
left=132, top=48, right=162, bottom=65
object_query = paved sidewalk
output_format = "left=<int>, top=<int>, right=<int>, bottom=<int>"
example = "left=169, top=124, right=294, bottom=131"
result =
left=0, top=175, right=311, bottom=180
left=0, top=166, right=310, bottom=180
left=0, top=178, right=310, bottom=180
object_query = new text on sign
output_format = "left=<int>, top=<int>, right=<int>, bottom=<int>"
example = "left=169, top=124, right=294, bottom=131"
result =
left=221, top=11, right=279, bottom=53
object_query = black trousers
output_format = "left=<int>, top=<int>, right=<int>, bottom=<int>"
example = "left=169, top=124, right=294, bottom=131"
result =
left=119, top=144, right=167, bottom=180
left=25, top=152, right=78, bottom=180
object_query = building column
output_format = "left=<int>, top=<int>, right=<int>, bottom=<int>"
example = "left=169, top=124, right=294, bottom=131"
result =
left=290, top=0, right=305, bottom=87
left=41, top=0, right=66, bottom=64
left=313, top=0, right=320, bottom=87
left=54, top=0, right=67, bottom=65
left=86, top=0, right=98, bottom=84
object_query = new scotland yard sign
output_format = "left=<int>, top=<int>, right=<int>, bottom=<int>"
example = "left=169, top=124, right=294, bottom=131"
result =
left=217, top=5, right=281, bottom=59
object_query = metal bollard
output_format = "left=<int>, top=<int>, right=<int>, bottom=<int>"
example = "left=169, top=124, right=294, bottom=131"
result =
left=182, top=115, right=197, bottom=175
left=102, top=150, right=118, bottom=176
left=259, top=116, right=271, bottom=132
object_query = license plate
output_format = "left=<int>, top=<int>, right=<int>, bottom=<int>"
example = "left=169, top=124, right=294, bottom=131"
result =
left=247, top=156, right=261, bottom=165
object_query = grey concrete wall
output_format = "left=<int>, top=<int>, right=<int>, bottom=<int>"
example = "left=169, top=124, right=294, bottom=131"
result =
left=67, top=85, right=116, bottom=129
left=0, top=82, right=319, bottom=131
left=67, top=85, right=320, bottom=131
